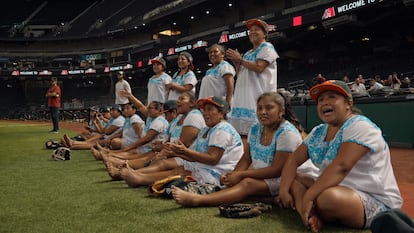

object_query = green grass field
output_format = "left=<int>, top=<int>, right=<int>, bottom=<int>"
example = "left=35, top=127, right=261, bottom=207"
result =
left=0, top=121, right=370, bottom=233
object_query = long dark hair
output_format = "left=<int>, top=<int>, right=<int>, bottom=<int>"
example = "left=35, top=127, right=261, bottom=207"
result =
left=150, top=101, right=163, bottom=112
left=257, top=91, right=304, bottom=133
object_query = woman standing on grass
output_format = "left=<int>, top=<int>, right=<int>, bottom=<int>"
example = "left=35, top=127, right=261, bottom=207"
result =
left=279, top=80, right=402, bottom=232
left=171, top=92, right=317, bottom=206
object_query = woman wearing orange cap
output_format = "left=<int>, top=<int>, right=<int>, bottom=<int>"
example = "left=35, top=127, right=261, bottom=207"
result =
left=226, top=18, right=278, bottom=148
left=279, top=80, right=402, bottom=232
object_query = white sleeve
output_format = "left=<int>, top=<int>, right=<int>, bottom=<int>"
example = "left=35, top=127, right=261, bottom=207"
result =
left=257, top=44, right=278, bottom=64
left=183, top=111, right=205, bottom=130
left=220, top=63, right=235, bottom=77
left=112, top=117, right=125, bottom=128
left=149, top=118, right=168, bottom=134
left=275, top=130, right=302, bottom=152
left=208, top=128, right=231, bottom=150
left=164, top=74, right=172, bottom=85
left=343, top=120, right=383, bottom=152
left=130, top=115, right=144, bottom=125
left=184, top=72, right=198, bottom=86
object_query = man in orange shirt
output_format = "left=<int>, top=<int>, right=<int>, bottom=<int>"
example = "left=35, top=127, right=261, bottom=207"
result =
left=45, top=77, right=61, bottom=133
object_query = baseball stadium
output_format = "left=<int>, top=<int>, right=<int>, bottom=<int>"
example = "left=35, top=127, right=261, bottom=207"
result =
left=0, top=0, right=413, bottom=232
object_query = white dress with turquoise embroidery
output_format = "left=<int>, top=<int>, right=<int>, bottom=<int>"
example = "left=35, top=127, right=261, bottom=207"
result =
left=121, top=114, right=145, bottom=148
left=167, top=115, right=182, bottom=143
left=137, top=115, right=169, bottom=153
left=176, top=121, right=243, bottom=187
left=103, top=115, right=125, bottom=140
left=198, top=60, right=235, bottom=99
left=248, top=121, right=318, bottom=195
left=229, top=42, right=279, bottom=135
left=303, top=114, right=402, bottom=209
left=167, top=71, right=197, bottom=100
left=168, top=109, right=205, bottom=148
left=147, top=72, right=172, bottom=104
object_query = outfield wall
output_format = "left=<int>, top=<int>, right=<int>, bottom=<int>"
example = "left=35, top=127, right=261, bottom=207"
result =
left=293, top=95, right=414, bottom=148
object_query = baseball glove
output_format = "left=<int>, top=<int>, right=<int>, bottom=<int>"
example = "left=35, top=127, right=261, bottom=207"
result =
left=219, top=202, right=272, bottom=218
left=51, top=147, right=71, bottom=161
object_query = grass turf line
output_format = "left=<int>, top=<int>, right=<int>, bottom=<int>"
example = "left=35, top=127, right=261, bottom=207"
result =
left=0, top=121, right=370, bottom=233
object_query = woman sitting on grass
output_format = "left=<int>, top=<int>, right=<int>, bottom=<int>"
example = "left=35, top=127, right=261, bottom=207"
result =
left=62, top=104, right=125, bottom=150
left=108, top=102, right=145, bottom=150
left=93, top=100, right=169, bottom=158
left=100, top=92, right=205, bottom=179
left=118, top=96, right=243, bottom=190
left=279, top=80, right=402, bottom=232
left=171, top=92, right=317, bottom=206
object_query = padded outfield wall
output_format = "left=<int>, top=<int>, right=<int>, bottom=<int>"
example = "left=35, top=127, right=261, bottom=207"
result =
left=299, top=95, right=414, bottom=148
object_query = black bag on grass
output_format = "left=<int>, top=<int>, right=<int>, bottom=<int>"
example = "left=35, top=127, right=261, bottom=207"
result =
left=44, top=139, right=63, bottom=150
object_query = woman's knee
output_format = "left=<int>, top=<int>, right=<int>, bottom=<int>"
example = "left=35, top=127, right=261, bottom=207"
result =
left=315, top=187, right=362, bottom=214
left=315, top=187, right=365, bottom=227
left=238, top=177, right=265, bottom=192
left=152, top=158, right=177, bottom=170
left=110, top=138, right=122, bottom=149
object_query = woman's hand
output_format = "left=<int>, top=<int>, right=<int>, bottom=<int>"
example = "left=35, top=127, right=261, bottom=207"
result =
left=158, top=144, right=175, bottom=158
left=221, top=171, right=243, bottom=187
left=226, top=48, right=242, bottom=64
left=166, top=83, right=175, bottom=91
left=169, top=140, right=188, bottom=155
left=279, top=190, right=296, bottom=210
left=301, top=192, right=315, bottom=227
left=151, top=140, right=164, bottom=152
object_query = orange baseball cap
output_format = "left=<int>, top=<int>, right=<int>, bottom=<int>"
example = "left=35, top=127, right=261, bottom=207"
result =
left=246, top=18, right=268, bottom=34
left=197, top=96, right=229, bottom=113
left=150, top=57, right=167, bottom=69
left=309, top=80, right=352, bottom=101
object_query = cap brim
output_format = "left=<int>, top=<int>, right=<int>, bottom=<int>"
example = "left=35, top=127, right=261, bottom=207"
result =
left=197, top=98, right=228, bottom=112
left=246, top=19, right=267, bottom=33
left=151, top=59, right=161, bottom=65
left=310, top=83, right=351, bottom=101
left=196, top=99, right=213, bottom=109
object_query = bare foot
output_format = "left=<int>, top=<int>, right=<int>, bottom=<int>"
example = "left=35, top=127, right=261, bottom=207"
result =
left=91, top=147, right=102, bottom=160
left=308, top=215, right=323, bottom=233
left=119, top=164, right=142, bottom=188
left=102, top=153, right=126, bottom=168
left=171, top=185, right=200, bottom=206
left=63, top=134, right=72, bottom=148
left=60, top=138, right=69, bottom=148
left=96, top=142, right=107, bottom=152
left=106, top=162, right=122, bottom=180
left=100, top=150, right=110, bottom=162
left=107, top=156, right=127, bottom=168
